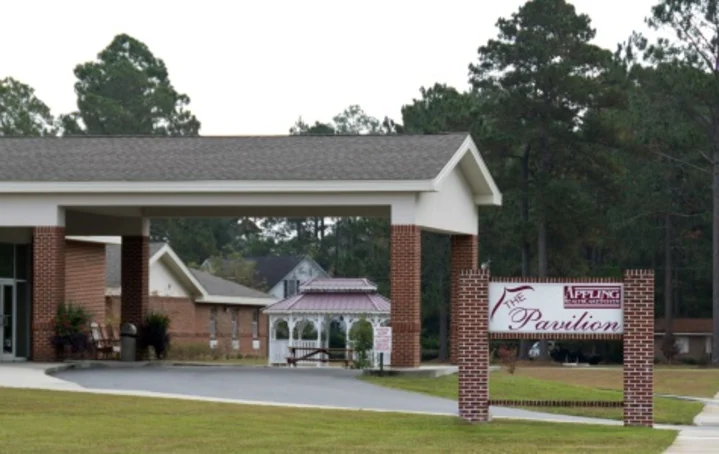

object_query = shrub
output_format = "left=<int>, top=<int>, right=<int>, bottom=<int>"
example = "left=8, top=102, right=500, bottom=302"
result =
left=497, top=343, right=518, bottom=374
left=680, top=357, right=698, bottom=366
left=140, top=311, right=171, bottom=360
left=167, top=340, right=246, bottom=361
left=51, top=302, right=92, bottom=356
left=349, top=320, right=374, bottom=369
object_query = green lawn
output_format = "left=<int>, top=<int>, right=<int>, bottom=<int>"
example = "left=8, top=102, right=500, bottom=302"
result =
left=0, top=388, right=674, bottom=453
left=363, top=373, right=704, bottom=425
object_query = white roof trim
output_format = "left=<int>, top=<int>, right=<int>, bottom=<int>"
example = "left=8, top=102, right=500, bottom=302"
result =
left=432, top=135, right=502, bottom=206
left=0, top=180, right=435, bottom=194
left=66, top=235, right=122, bottom=245
left=148, top=243, right=208, bottom=298
left=196, top=295, right=276, bottom=307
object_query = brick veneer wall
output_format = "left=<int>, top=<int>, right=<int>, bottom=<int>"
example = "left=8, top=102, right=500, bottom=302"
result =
left=65, top=240, right=106, bottom=325
left=458, top=269, right=490, bottom=422
left=121, top=236, right=149, bottom=357
left=106, top=296, right=268, bottom=357
left=390, top=225, right=421, bottom=368
left=32, top=227, right=66, bottom=361
left=457, top=270, right=655, bottom=428
left=450, top=235, right=478, bottom=365
left=623, top=270, right=654, bottom=427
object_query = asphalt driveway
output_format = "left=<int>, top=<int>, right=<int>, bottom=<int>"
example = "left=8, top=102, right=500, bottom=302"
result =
left=53, top=365, right=620, bottom=425
left=54, top=366, right=458, bottom=414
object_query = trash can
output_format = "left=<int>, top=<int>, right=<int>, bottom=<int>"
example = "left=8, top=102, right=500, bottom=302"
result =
left=120, top=323, right=137, bottom=362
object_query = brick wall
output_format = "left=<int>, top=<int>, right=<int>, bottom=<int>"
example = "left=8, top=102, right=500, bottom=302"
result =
left=121, top=236, right=149, bottom=358
left=107, top=296, right=268, bottom=357
left=623, top=269, right=654, bottom=427
left=390, top=224, right=421, bottom=368
left=450, top=235, right=478, bottom=365
left=65, top=240, right=106, bottom=325
left=458, top=269, right=489, bottom=422
left=32, top=226, right=65, bottom=361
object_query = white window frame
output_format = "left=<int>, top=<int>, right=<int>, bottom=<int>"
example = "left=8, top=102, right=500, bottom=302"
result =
left=675, top=336, right=690, bottom=354
left=210, top=307, right=218, bottom=340
left=252, top=308, right=259, bottom=339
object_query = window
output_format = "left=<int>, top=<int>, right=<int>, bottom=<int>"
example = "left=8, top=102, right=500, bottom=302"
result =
left=210, top=307, right=217, bottom=340
left=706, top=337, right=713, bottom=355
left=283, top=279, right=300, bottom=298
left=231, top=309, right=238, bottom=340
left=252, top=308, right=259, bottom=339
left=675, top=336, right=690, bottom=355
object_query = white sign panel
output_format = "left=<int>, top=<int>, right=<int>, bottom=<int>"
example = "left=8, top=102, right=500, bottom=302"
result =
left=488, top=282, right=624, bottom=334
left=374, top=327, right=392, bottom=353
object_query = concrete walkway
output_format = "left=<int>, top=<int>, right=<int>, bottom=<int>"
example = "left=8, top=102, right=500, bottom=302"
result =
left=664, top=391, right=719, bottom=453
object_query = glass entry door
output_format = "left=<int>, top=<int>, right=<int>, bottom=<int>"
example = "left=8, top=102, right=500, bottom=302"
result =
left=0, top=281, right=15, bottom=361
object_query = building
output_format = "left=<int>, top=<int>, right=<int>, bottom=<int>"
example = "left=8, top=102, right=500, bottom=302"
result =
left=0, top=134, right=501, bottom=365
left=654, top=318, right=712, bottom=361
left=0, top=236, right=275, bottom=361
left=105, top=241, right=276, bottom=355
left=202, top=255, right=329, bottom=299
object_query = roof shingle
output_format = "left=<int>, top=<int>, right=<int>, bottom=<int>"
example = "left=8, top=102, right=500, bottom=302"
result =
left=0, top=134, right=468, bottom=182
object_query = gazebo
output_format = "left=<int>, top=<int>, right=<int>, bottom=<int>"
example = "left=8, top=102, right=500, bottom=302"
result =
left=263, top=278, right=391, bottom=366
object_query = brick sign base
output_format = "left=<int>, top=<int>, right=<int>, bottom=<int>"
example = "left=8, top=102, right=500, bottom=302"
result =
left=457, top=269, right=654, bottom=427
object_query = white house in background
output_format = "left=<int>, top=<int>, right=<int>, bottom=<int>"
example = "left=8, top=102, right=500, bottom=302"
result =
left=201, top=255, right=329, bottom=299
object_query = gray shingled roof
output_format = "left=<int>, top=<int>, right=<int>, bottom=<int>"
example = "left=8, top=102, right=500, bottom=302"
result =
left=189, top=269, right=272, bottom=299
left=105, top=243, right=165, bottom=288
left=105, top=242, right=272, bottom=299
left=0, top=134, right=468, bottom=182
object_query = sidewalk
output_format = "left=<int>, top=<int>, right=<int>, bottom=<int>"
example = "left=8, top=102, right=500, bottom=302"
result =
left=665, top=392, right=719, bottom=453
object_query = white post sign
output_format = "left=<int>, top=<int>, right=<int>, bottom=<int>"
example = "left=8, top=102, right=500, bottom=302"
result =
left=488, top=282, right=624, bottom=334
left=374, top=327, right=392, bottom=353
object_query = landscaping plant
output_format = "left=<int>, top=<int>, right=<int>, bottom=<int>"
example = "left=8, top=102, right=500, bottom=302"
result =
left=51, top=302, right=92, bottom=357
left=141, top=311, right=171, bottom=359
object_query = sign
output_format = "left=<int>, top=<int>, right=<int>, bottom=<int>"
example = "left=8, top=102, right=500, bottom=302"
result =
left=374, top=327, right=392, bottom=353
left=489, top=282, right=623, bottom=334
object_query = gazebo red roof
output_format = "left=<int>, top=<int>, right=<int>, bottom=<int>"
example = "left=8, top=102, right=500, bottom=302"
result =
left=263, top=278, right=390, bottom=314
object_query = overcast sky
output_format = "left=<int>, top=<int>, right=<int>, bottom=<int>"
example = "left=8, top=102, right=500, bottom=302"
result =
left=3, top=0, right=661, bottom=135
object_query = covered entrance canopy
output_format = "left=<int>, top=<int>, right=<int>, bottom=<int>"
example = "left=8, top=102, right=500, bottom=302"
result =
left=0, top=133, right=501, bottom=366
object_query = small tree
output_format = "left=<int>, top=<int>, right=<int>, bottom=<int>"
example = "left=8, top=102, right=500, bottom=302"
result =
left=141, top=311, right=171, bottom=360
left=350, top=320, right=374, bottom=369
left=498, top=343, right=518, bottom=374
left=661, top=333, right=680, bottom=364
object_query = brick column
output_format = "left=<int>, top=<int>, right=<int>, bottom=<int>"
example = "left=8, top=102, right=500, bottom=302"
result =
left=458, top=269, right=490, bottom=422
left=121, top=236, right=149, bottom=358
left=450, top=234, right=478, bottom=365
left=390, top=225, right=421, bottom=368
left=32, top=226, right=66, bottom=361
left=623, top=269, right=654, bottom=427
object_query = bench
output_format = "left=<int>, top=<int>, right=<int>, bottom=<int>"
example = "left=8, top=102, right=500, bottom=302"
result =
left=286, top=346, right=354, bottom=368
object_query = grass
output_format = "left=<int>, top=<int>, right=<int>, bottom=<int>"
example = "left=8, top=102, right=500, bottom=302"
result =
left=364, top=370, right=706, bottom=425
left=0, top=388, right=675, bottom=453
left=515, top=366, right=719, bottom=397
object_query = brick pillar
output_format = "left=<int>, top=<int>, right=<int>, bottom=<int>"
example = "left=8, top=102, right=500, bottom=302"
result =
left=32, top=226, right=66, bottom=361
left=450, top=235, right=478, bottom=365
left=623, top=269, right=654, bottom=427
left=121, top=236, right=149, bottom=358
left=390, top=225, right=421, bottom=368
left=458, top=269, right=490, bottom=423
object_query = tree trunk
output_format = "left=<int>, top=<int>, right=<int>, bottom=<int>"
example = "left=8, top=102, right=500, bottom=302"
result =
left=519, top=144, right=531, bottom=360
left=713, top=149, right=719, bottom=363
left=664, top=213, right=673, bottom=334
left=537, top=137, right=549, bottom=361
